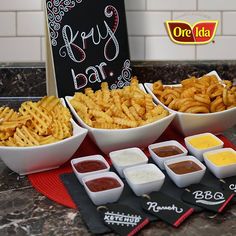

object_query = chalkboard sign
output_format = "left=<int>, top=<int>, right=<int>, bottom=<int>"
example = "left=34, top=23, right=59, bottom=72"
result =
left=44, top=0, right=131, bottom=97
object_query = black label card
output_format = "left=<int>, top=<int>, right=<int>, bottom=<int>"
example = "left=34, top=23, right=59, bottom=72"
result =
left=182, top=184, right=235, bottom=213
left=141, top=192, right=194, bottom=227
left=45, top=0, right=131, bottom=97
left=221, top=177, right=236, bottom=203
left=221, top=177, right=236, bottom=193
left=98, top=204, right=149, bottom=236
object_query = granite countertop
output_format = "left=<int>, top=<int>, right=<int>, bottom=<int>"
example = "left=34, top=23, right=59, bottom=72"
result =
left=0, top=61, right=236, bottom=236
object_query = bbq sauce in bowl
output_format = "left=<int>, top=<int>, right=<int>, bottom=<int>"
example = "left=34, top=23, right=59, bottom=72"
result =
left=85, top=177, right=121, bottom=192
left=74, top=160, right=107, bottom=173
left=152, top=145, right=183, bottom=158
left=168, top=160, right=202, bottom=174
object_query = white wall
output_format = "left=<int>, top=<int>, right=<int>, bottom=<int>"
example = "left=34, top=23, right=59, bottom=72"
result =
left=0, top=0, right=236, bottom=62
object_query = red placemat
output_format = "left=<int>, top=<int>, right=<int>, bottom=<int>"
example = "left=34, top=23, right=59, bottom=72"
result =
left=28, top=127, right=236, bottom=209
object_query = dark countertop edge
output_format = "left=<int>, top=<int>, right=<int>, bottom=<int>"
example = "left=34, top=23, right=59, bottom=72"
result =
left=1, top=60, right=236, bottom=68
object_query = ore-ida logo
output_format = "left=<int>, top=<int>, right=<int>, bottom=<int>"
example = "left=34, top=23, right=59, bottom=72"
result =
left=166, top=20, right=218, bottom=44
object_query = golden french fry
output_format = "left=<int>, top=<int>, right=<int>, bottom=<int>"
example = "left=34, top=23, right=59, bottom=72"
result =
left=153, top=74, right=236, bottom=113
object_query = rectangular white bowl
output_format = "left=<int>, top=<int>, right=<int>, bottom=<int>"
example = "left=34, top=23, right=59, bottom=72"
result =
left=184, top=133, right=224, bottom=162
left=144, top=71, right=236, bottom=136
left=65, top=84, right=175, bottom=154
left=0, top=98, right=88, bottom=175
left=82, top=171, right=124, bottom=205
left=71, top=155, right=110, bottom=184
left=123, top=163, right=165, bottom=196
left=164, top=156, right=206, bottom=188
left=109, top=147, right=148, bottom=178
left=148, top=140, right=188, bottom=169
left=203, top=148, right=236, bottom=178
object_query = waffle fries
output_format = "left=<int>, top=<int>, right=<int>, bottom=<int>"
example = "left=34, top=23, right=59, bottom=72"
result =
left=0, top=96, right=72, bottom=147
left=70, top=77, right=169, bottom=129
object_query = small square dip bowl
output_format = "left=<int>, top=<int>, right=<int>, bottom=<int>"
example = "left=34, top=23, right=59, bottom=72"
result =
left=109, top=147, right=148, bottom=177
left=148, top=140, right=188, bottom=169
left=184, top=133, right=223, bottom=161
left=82, top=171, right=124, bottom=205
left=203, top=148, right=236, bottom=178
left=71, top=155, right=110, bottom=184
left=123, top=163, right=165, bottom=196
left=164, top=156, right=206, bottom=188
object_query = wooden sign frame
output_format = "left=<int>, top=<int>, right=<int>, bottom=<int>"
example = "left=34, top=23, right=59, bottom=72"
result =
left=44, top=0, right=131, bottom=97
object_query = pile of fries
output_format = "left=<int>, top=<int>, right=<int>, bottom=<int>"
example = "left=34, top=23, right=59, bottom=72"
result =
left=0, top=96, right=72, bottom=147
left=70, top=77, right=169, bottom=129
left=153, top=75, right=236, bottom=113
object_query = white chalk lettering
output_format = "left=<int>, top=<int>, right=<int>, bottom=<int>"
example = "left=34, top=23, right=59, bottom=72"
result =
left=146, top=201, right=183, bottom=214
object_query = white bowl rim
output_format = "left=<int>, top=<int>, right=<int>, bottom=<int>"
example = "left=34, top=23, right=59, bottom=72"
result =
left=203, top=147, right=236, bottom=168
left=148, top=140, right=188, bottom=158
left=0, top=119, right=87, bottom=150
left=71, top=154, right=110, bottom=171
left=109, top=147, right=148, bottom=167
left=123, top=163, right=165, bottom=185
left=82, top=171, right=124, bottom=193
left=164, top=155, right=206, bottom=176
left=184, top=132, right=224, bottom=151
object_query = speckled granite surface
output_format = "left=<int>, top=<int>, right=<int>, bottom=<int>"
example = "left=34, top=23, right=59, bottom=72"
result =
left=132, top=61, right=236, bottom=84
left=0, top=61, right=236, bottom=97
left=0, top=61, right=236, bottom=236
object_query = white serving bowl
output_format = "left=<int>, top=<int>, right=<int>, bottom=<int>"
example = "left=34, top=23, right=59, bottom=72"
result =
left=109, top=147, right=148, bottom=177
left=203, top=148, right=236, bottom=178
left=144, top=71, right=236, bottom=136
left=123, top=163, right=165, bottom=196
left=65, top=85, right=175, bottom=154
left=71, top=155, right=110, bottom=184
left=0, top=119, right=88, bottom=175
left=164, top=156, right=206, bottom=188
left=148, top=140, right=188, bottom=169
left=184, top=133, right=224, bottom=161
left=82, top=171, right=124, bottom=205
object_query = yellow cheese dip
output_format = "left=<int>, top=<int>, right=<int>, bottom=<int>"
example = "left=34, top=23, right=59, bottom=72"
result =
left=188, top=134, right=221, bottom=150
left=205, top=150, right=236, bottom=166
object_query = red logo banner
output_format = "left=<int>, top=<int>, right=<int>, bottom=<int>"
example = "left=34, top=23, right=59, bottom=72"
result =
left=166, top=20, right=218, bottom=44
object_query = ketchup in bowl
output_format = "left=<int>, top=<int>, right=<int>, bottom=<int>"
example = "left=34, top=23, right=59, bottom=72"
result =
left=85, top=177, right=121, bottom=192
left=74, top=160, right=107, bottom=173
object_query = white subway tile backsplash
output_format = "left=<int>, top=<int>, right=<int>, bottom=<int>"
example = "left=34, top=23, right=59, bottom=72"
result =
left=0, top=37, right=41, bottom=62
left=0, top=12, right=16, bottom=36
left=128, top=37, right=145, bottom=60
left=17, top=11, right=44, bottom=36
left=125, top=0, right=146, bottom=11
left=147, top=0, right=196, bottom=10
left=223, top=12, right=236, bottom=35
left=197, top=36, right=236, bottom=60
left=0, top=0, right=235, bottom=62
left=126, top=12, right=171, bottom=35
left=198, top=0, right=236, bottom=10
left=145, top=37, right=195, bottom=60
left=0, top=0, right=42, bottom=11
left=173, top=12, right=221, bottom=35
